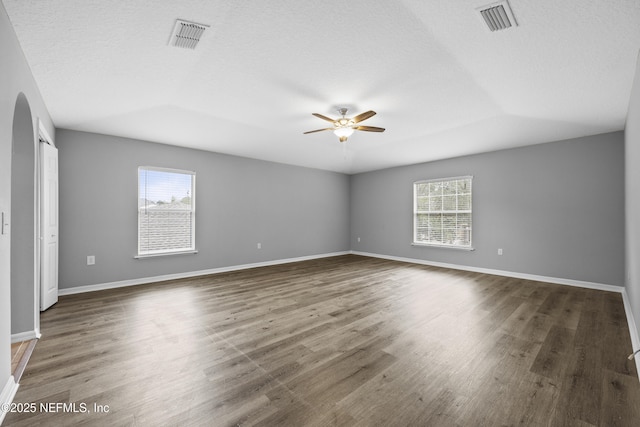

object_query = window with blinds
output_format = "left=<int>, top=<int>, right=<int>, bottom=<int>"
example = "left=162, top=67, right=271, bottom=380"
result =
left=413, top=176, right=472, bottom=249
left=138, top=167, right=196, bottom=257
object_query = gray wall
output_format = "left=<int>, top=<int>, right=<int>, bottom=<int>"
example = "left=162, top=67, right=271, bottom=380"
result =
left=1, top=2, right=55, bottom=398
left=351, top=132, right=625, bottom=286
left=626, top=52, right=640, bottom=336
left=10, top=93, right=36, bottom=335
left=56, top=129, right=350, bottom=289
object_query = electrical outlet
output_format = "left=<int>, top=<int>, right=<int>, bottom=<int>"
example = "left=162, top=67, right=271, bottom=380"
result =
left=257, top=243, right=261, bottom=249
left=357, top=237, right=361, bottom=242
left=497, top=248, right=503, bottom=256
left=87, top=255, right=95, bottom=265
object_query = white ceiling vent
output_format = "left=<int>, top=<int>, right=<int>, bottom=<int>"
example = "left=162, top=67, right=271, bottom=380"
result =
left=169, top=19, right=209, bottom=49
left=478, top=1, right=518, bottom=32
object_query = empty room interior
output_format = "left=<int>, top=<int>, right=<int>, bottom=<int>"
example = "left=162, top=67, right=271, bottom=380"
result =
left=2, top=0, right=640, bottom=425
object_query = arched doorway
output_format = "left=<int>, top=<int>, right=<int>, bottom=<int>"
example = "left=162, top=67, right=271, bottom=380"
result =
left=10, top=92, right=38, bottom=338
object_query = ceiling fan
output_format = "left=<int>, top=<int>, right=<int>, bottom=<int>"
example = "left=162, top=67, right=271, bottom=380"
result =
left=304, top=108, right=385, bottom=142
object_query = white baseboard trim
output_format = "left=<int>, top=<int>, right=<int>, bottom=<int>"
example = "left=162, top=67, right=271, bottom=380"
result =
left=621, top=289, right=640, bottom=381
left=11, top=330, right=40, bottom=344
left=350, top=251, right=624, bottom=293
left=0, top=376, right=19, bottom=425
left=58, top=251, right=350, bottom=296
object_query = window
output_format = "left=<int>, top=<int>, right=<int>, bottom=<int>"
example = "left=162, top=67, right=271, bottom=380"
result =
left=413, top=176, right=472, bottom=249
left=138, top=167, right=196, bottom=257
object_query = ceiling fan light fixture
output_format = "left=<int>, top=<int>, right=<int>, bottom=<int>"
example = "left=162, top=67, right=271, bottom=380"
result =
left=334, top=126, right=354, bottom=141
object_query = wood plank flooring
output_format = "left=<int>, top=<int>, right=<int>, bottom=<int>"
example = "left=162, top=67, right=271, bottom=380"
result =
left=10, top=340, right=37, bottom=383
left=4, top=255, right=640, bottom=426
left=10, top=342, right=27, bottom=375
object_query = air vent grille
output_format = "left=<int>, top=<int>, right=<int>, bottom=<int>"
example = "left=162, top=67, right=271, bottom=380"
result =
left=478, top=1, right=517, bottom=32
left=169, top=19, right=209, bottom=49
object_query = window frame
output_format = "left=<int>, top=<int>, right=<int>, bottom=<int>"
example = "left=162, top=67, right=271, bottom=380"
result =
left=136, top=166, right=197, bottom=258
left=412, top=175, right=473, bottom=250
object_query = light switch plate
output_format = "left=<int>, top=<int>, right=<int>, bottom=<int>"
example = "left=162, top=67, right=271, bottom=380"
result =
left=1, top=212, right=7, bottom=235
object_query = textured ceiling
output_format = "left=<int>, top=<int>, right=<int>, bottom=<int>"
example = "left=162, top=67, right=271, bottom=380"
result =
left=3, top=0, right=640, bottom=173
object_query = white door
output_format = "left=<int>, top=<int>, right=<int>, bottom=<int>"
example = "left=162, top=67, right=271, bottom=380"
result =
left=40, top=142, right=58, bottom=311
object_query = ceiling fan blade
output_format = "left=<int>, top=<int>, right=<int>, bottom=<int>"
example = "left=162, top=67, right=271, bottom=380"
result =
left=312, top=113, right=337, bottom=123
left=303, top=128, right=333, bottom=134
left=355, top=125, right=385, bottom=132
left=352, top=110, right=376, bottom=123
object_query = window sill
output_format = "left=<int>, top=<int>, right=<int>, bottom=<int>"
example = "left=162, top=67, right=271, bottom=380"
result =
left=411, top=242, right=475, bottom=251
left=135, top=250, right=198, bottom=259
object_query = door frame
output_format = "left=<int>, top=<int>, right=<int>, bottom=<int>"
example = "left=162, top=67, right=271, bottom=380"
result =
left=37, top=120, right=56, bottom=314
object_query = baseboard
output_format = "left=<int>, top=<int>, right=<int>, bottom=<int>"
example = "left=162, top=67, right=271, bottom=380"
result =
left=58, top=251, right=350, bottom=296
left=621, top=289, right=640, bottom=381
left=0, top=376, right=19, bottom=425
left=350, top=251, right=624, bottom=293
left=11, top=330, right=40, bottom=344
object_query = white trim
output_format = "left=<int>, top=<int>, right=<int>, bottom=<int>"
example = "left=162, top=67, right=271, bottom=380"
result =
left=139, top=165, right=196, bottom=175
left=413, top=175, right=474, bottom=185
left=350, top=251, right=624, bottom=293
left=134, top=249, right=198, bottom=259
left=0, top=376, right=19, bottom=425
left=37, top=119, right=53, bottom=146
left=59, top=251, right=350, bottom=296
left=621, top=289, right=640, bottom=381
left=411, top=242, right=475, bottom=251
left=11, top=330, right=40, bottom=344
left=36, top=118, right=52, bottom=337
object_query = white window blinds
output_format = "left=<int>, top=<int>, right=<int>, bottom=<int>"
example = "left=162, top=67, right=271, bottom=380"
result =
left=413, top=176, right=472, bottom=248
left=138, top=167, right=196, bottom=256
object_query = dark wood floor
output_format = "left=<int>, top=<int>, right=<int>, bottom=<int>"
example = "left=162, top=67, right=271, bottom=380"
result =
left=4, top=255, right=640, bottom=426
